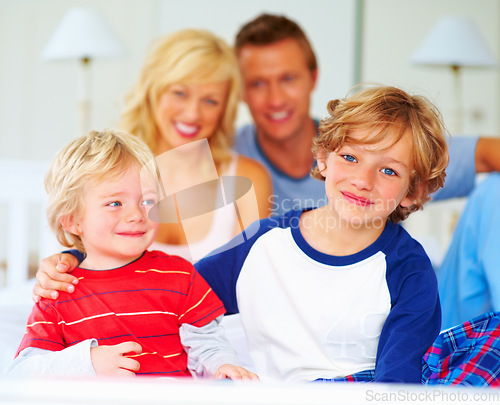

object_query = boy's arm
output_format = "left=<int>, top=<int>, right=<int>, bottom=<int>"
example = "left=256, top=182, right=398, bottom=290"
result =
left=13, top=297, right=141, bottom=377
left=375, top=261, right=441, bottom=383
left=7, top=339, right=96, bottom=377
left=430, top=135, right=500, bottom=201
left=8, top=340, right=142, bottom=377
left=180, top=315, right=257, bottom=379
left=475, top=136, right=500, bottom=173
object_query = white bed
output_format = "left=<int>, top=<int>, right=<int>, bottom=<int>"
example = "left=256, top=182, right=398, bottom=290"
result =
left=0, top=279, right=36, bottom=373
left=1, top=375, right=499, bottom=405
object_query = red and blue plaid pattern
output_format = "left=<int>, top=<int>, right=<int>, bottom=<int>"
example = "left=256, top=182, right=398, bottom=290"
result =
left=315, top=312, right=500, bottom=386
left=422, top=312, right=500, bottom=386
left=314, top=369, right=375, bottom=383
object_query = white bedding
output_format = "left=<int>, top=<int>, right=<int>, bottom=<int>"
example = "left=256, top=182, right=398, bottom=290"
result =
left=0, top=279, right=36, bottom=374
left=1, top=374, right=498, bottom=405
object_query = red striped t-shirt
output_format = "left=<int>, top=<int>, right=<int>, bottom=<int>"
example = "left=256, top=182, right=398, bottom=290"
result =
left=17, top=250, right=226, bottom=377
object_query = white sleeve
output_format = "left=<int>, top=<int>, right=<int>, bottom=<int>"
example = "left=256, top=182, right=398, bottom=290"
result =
left=180, top=315, right=241, bottom=378
left=7, top=339, right=97, bottom=377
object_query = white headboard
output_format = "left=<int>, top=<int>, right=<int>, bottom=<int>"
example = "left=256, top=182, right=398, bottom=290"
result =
left=0, top=160, right=60, bottom=287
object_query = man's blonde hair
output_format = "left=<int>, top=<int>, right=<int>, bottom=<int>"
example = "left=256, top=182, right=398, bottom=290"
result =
left=312, top=85, right=449, bottom=223
left=45, top=129, right=159, bottom=252
left=120, top=29, right=240, bottom=166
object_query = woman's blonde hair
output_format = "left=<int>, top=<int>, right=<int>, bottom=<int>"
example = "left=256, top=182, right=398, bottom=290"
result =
left=45, top=129, right=160, bottom=252
left=120, top=29, right=240, bottom=166
left=312, top=85, right=449, bottom=223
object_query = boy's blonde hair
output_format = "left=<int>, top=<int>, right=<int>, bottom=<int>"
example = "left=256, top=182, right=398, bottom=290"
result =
left=120, top=29, right=240, bottom=166
left=312, top=85, right=449, bottom=223
left=45, top=129, right=160, bottom=252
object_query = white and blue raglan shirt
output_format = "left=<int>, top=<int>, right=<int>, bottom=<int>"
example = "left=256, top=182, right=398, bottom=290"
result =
left=195, top=209, right=441, bottom=384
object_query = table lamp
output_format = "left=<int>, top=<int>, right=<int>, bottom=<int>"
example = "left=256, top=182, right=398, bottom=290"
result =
left=410, top=15, right=497, bottom=133
left=42, top=7, right=126, bottom=135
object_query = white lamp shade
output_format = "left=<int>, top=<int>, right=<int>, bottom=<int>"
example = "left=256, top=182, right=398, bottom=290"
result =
left=42, top=7, right=125, bottom=61
left=411, top=15, right=497, bottom=68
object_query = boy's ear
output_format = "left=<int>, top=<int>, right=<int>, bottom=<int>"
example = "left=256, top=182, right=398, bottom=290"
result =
left=399, top=195, right=415, bottom=208
left=316, top=148, right=328, bottom=177
left=400, top=182, right=426, bottom=208
left=311, top=68, right=319, bottom=91
left=60, top=215, right=82, bottom=235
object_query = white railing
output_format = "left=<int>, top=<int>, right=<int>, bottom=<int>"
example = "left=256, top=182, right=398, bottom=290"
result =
left=0, top=160, right=60, bottom=288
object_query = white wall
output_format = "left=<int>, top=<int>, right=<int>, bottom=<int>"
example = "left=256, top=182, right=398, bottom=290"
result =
left=362, top=0, right=500, bottom=136
left=0, top=0, right=160, bottom=161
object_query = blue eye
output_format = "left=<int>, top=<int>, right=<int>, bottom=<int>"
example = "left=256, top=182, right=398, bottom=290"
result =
left=342, top=154, right=357, bottom=163
left=108, top=201, right=121, bottom=207
left=381, top=168, right=396, bottom=176
left=173, top=90, right=186, bottom=98
left=250, top=80, right=264, bottom=88
left=141, top=199, right=155, bottom=207
left=204, top=98, right=218, bottom=106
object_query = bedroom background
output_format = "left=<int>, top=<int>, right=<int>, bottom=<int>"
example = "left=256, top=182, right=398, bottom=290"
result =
left=0, top=0, right=499, bottom=285
left=0, top=0, right=499, bottom=395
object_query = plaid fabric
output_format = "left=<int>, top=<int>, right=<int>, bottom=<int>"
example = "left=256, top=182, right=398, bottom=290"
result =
left=314, top=369, right=375, bottom=383
left=422, top=312, right=500, bottom=386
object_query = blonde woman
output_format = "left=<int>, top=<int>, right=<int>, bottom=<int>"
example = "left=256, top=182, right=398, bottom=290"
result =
left=122, top=29, right=272, bottom=262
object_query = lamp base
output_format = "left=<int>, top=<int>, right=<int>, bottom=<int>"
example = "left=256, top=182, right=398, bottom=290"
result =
left=76, top=57, right=91, bottom=136
left=450, top=65, right=463, bottom=134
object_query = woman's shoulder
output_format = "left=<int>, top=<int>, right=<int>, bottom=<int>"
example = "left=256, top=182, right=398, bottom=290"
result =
left=236, top=154, right=273, bottom=198
left=234, top=153, right=273, bottom=218
left=236, top=154, right=271, bottom=182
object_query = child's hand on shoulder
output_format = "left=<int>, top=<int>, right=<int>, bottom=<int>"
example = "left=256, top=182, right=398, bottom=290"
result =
left=214, top=364, right=259, bottom=381
left=90, top=341, right=142, bottom=377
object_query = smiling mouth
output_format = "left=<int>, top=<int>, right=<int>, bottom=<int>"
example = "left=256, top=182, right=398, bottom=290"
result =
left=118, top=232, right=146, bottom=237
left=268, top=111, right=291, bottom=122
left=341, top=192, right=373, bottom=207
left=175, top=121, right=200, bottom=138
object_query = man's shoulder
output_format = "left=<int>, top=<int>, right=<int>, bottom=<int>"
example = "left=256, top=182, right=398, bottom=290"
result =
left=235, top=124, right=262, bottom=162
left=235, top=123, right=255, bottom=138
